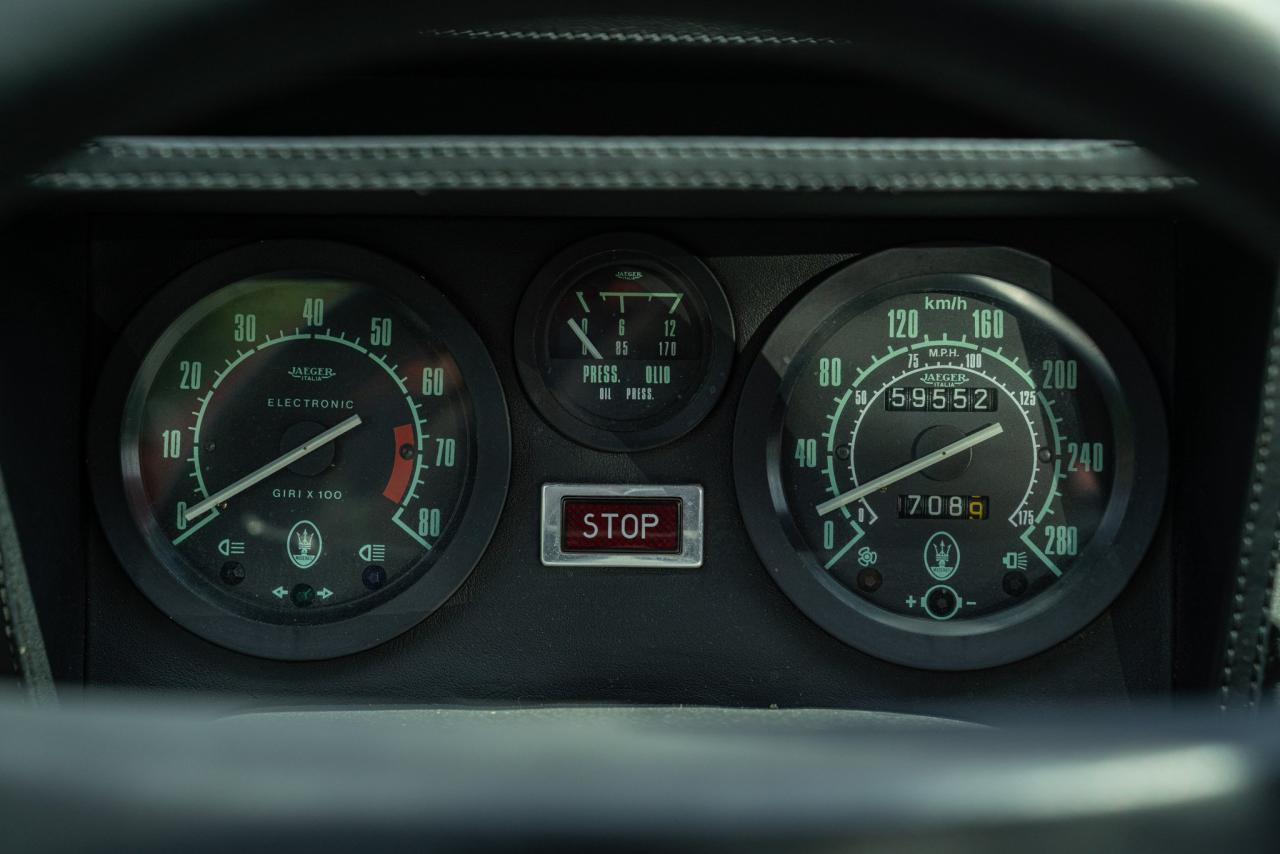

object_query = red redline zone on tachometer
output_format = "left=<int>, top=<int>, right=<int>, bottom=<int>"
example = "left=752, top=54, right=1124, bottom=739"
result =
left=382, top=423, right=416, bottom=503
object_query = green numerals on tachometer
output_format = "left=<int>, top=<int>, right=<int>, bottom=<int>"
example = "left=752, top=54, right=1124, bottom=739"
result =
left=417, top=507, right=442, bottom=538
left=233, top=312, right=257, bottom=342
left=302, top=297, right=325, bottom=327
left=421, top=366, right=445, bottom=396
left=370, top=317, right=393, bottom=346
left=178, top=360, right=203, bottom=390
left=818, top=357, right=842, bottom=387
left=795, top=438, right=818, bottom=468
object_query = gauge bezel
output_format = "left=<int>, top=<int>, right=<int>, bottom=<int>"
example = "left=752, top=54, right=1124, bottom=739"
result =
left=514, top=233, right=735, bottom=452
left=89, top=240, right=511, bottom=661
left=733, top=247, right=1167, bottom=670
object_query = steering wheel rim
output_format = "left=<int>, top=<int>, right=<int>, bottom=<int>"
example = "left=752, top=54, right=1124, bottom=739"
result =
left=3, top=0, right=1280, bottom=244
left=3, top=3, right=1280, bottom=849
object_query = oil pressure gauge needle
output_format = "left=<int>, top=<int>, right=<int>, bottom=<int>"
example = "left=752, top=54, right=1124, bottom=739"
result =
left=183, top=413, right=363, bottom=522
left=815, top=422, right=1004, bottom=517
left=567, top=317, right=604, bottom=360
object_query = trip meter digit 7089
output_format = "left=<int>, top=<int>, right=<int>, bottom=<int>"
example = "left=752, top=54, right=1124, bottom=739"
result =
left=90, top=241, right=510, bottom=660
left=734, top=247, right=1166, bottom=670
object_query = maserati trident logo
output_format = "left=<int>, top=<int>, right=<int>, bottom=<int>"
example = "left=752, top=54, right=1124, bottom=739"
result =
left=924, top=531, right=960, bottom=580
left=288, top=366, right=336, bottom=383
left=287, top=520, right=323, bottom=569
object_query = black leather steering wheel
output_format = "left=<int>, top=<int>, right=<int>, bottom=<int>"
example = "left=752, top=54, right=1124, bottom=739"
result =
left=9, top=0, right=1276, bottom=704
left=3, top=2, right=1279, bottom=851
left=4, top=0, right=1280, bottom=240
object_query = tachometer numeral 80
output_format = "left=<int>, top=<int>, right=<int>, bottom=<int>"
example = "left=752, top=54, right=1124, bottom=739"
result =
left=818, top=357, right=842, bottom=387
left=418, top=507, right=442, bottom=538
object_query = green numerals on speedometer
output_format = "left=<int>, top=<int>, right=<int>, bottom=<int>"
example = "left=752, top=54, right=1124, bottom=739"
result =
left=792, top=288, right=1106, bottom=619
left=734, top=247, right=1167, bottom=670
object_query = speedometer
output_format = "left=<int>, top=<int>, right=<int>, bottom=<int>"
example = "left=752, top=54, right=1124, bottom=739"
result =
left=90, top=241, right=510, bottom=660
left=734, top=247, right=1166, bottom=670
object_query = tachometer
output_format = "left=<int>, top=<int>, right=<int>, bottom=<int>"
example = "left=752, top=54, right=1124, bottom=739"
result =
left=734, top=247, right=1166, bottom=670
left=90, top=241, right=510, bottom=660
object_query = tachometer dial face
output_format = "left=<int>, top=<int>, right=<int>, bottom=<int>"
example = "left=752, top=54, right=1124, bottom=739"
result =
left=516, top=234, right=735, bottom=451
left=91, top=242, right=510, bottom=660
left=734, top=248, right=1166, bottom=670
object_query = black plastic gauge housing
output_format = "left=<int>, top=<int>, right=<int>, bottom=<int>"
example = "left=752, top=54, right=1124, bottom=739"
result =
left=733, top=246, right=1168, bottom=670
left=515, top=234, right=736, bottom=452
left=89, top=241, right=511, bottom=660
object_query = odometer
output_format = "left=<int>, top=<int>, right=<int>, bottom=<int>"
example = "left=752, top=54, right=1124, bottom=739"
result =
left=734, top=247, right=1166, bottom=670
left=91, top=241, right=510, bottom=660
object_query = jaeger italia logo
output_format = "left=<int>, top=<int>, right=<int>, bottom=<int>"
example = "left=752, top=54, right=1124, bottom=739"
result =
left=289, top=366, right=336, bottom=383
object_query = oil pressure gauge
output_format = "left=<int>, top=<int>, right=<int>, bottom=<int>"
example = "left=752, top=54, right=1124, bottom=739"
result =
left=516, top=234, right=735, bottom=451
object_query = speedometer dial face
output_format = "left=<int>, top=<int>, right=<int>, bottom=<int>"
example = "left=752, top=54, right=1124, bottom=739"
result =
left=91, top=242, right=510, bottom=660
left=516, top=234, right=735, bottom=451
left=734, top=248, right=1166, bottom=670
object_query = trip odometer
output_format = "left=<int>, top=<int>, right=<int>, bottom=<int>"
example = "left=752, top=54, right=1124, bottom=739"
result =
left=734, top=247, right=1166, bottom=670
left=91, top=241, right=510, bottom=660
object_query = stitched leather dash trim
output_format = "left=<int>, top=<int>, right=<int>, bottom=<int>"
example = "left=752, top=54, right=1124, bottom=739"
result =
left=0, top=559, right=21, bottom=680
left=80, top=138, right=1131, bottom=162
left=29, top=137, right=1194, bottom=194
left=1221, top=297, right=1280, bottom=710
left=426, top=27, right=846, bottom=47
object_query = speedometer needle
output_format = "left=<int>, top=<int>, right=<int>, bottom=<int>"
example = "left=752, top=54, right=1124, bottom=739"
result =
left=567, top=318, right=604, bottom=360
left=815, top=422, right=1004, bottom=517
left=183, top=414, right=363, bottom=522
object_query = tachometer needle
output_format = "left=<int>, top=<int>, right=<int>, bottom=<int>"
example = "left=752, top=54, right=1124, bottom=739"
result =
left=567, top=317, right=604, bottom=360
left=815, top=422, right=1004, bottom=517
left=183, top=414, right=363, bottom=522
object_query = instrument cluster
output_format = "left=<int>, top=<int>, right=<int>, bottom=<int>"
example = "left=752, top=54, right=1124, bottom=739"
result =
left=89, top=234, right=1168, bottom=669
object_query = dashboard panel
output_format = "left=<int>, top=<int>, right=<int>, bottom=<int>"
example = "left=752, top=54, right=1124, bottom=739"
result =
left=7, top=4, right=1280, bottom=850
left=7, top=213, right=1174, bottom=716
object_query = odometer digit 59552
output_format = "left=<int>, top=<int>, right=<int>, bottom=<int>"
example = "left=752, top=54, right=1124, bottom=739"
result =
left=734, top=247, right=1166, bottom=670
left=91, top=241, right=510, bottom=660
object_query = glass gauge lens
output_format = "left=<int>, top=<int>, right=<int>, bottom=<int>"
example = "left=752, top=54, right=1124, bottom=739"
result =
left=782, top=288, right=1109, bottom=621
left=127, top=275, right=466, bottom=618
left=733, top=248, right=1167, bottom=670
left=545, top=262, right=703, bottom=424
left=92, top=242, right=510, bottom=660
left=516, top=234, right=735, bottom=452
